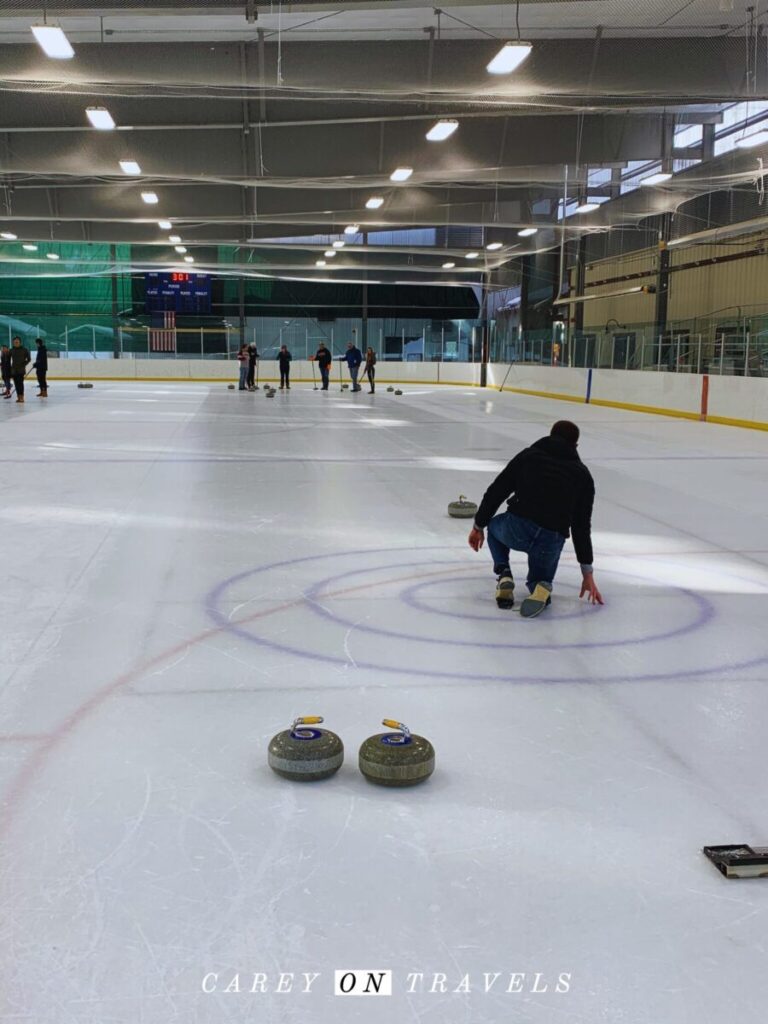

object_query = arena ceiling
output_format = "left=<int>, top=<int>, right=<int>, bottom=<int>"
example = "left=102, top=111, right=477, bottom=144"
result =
left=0, top=0, right=766, bottom=287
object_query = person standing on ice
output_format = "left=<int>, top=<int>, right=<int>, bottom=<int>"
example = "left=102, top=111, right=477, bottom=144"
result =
left=1, top=344, right=11, bottom=398
left=468, top=420, right=603, bottom=618
left=278, top=345, right=292, bottom=389
left=33, top=338, right=48, bottom=398
left=344, top=340, right=363, bottom=392
left=312, top=343, right=332, bottom=390
left=9, top=337, right=30, bottom=404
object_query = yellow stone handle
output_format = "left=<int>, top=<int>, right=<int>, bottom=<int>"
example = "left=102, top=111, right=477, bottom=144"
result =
left=296, top=716, right=324, bottom=725
left=382, top=719, right=403, bottom=730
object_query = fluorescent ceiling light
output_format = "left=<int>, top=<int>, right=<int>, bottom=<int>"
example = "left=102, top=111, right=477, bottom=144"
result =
left=23, top=243, right=38, bottom=251
left=332, top=240, right=346, bottom=248
left=486, top=41, right=533, bottom=75
left=735, top=130, right=768, bottom=149
left=141, top=191, right=159, bottom=204
left=486, top=242, right=503, bottom=250
left=465, top=251, right=479, bottom=259
left=344, top=224, right=359, bottom=235
left=365, top=196, right=384, bottom=209
left=31, top=24, right=74, bottom=60
left=86, top=106, right=116, bottom=131
left=46, top=253, right=60, bottom=260
left=1, top=232, right=18, bottom=240
left=390, top=167, right=413, bottom=182
left=640, top=172, right=672, bottom=186
left=574, top=202, right=600, bottom=214
left=174, top=245, right=187, bottom=254
left=315, top=260, right=327, bottom=267
left=442, top=261, right=456, bottom=269
left=168, top=234, right=181, bottom=244
left=158, top=220, right=172, bottom=230
left=184, top=255, right=194, bottom=263
left=119, top=160, right=142, bottom=176
left=426, top=119, right=459, bottom=142
left=518, top=227, right=538, bottom=237
left=324, top=250, right=337, bottom=257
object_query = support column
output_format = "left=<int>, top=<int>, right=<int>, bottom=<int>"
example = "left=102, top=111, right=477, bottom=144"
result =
left=654, top=212, right=672, bottom=347
left=361, top=230, right=369, bottom=349
left=110, top=244, right=120, bottom=359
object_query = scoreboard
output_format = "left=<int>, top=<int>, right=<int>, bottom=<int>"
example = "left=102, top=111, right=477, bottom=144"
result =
left=145, top=272, right=211, bottom=314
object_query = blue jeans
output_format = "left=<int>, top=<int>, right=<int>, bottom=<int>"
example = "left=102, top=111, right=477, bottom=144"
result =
left=349, top=365, right=360, bottom=390
left=238, top=365, right=248, bottom=390
left=487, top=512, right=566, bottom=592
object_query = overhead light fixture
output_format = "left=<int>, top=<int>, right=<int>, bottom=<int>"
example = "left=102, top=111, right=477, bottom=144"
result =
left=640, top=172, right=672, bottom=186
left=184, top=255, right=194, bottom=263
left=31, top=24, right=75, bottom=60
left=518, top=227, right=538, bottom=237
left=487, top=41, right=533, bottom=75
left=141, top=191, right=159, bottom=205
left=174, top=245, right=187, bottom=254
left=119, top=160, right=142, bottom=176
left=442, top=261, right=456, bottom=269
left=426, top=119, right=459, bottom=142
left=344, top=224, right=359, bottom=235
left=168, top=234, right=181, bottom=244
left=315, top=260, right=327, bottom=267
left=46, top=253, right=60, bottom=260
left=324, top=250, right=337, bottom=257
left=486, top=242, right=503, bottom=251
left=735, top=130, right=768, bottom=149
left=332, top=240, right=346, bottom=248
left=23, top=243, right=38, bottom=251
left=86, top=106, right=116, bottom=130
left=465, top=251, right=479, bottom=259
left=574, top=202, right=600, bottom=214
left=390, top=167, right=413, bottom=182
left=158, top=220, right=172, bottom=230
left=0, top=232, right=18, bottom=240
left=366, top=196, right=384, bottom=209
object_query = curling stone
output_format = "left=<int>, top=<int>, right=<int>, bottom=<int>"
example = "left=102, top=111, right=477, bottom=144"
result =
left=228, top=384, right=235, bottom=390
left=77, top=382, right=86, bottom=389
left=447, top=495, right=478, bottom=519
left=342, top=384, right=349, bottom=390
left=268, top=716, right=344, bottom=781
left=359, top=719, right=435, bottom=787
left=394, top=389, right=403, bottom=396
left=386, top=386, right=394, bottom=392
left=266, top=389, right=276, bottom=398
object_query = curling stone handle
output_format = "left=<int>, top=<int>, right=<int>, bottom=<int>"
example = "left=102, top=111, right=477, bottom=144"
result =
left=382, top=719, right=411, bottom=740
left=291, top=715, right=324, bottom=733
left=458, top=494, right=467, bottom=502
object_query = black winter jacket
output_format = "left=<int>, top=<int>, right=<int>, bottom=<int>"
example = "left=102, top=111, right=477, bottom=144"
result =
left=34, top=344, right=48, bottom=371
left=10, top=346, right=30, bottom=375
left=278, top=350, right=292, bottom=368
left=474, top=435, right=595, bottom=566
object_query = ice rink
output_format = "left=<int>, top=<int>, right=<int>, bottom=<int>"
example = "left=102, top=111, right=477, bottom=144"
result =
left=2, top=379, right=768, bottom=1024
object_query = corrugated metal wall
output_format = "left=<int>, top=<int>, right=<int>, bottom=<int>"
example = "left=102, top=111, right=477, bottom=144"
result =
left=581, top=248, right=657, bottom=329
left=668, top=231, right=768, bottom=322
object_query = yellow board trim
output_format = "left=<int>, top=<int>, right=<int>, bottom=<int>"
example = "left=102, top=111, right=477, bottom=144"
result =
left=499, top=385, right=584, bottom=404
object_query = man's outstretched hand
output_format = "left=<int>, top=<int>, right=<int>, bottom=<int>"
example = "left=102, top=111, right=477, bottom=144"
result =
left=579, top=574, right=604, bottom=605
left=468, top=526, right=484, bottom=552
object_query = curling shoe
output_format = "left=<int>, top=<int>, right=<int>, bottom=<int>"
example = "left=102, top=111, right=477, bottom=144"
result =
left=495, top=575, right=515, bottom=610
left=520, top=582, right=553, bottom=619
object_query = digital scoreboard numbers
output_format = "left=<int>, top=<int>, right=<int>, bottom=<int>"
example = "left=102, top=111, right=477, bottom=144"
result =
left=145, top=272, right=211, bottom=314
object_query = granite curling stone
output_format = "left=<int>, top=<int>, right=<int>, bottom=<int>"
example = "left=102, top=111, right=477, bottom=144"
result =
left=386, top=386, right=394, bottom=392
left=447, top=494, right=478, bottom=519
left=268, top=716, right=344, bottom=781
left=228, top=384, right=236, bottom=390
left=359, top=719, right=435, bottom=787
left=394, top=389, right=403, bottom=396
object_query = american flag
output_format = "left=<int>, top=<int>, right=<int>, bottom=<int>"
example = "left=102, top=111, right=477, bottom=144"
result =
left=149, top=311, right=177, bottom=352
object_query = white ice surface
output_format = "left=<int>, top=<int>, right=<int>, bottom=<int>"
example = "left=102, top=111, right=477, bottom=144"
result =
left=1, top=381, right=768, bottom=1024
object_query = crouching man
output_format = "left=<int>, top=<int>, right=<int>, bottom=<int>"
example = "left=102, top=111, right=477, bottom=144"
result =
left=468, top=420, right=603, bottom=618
